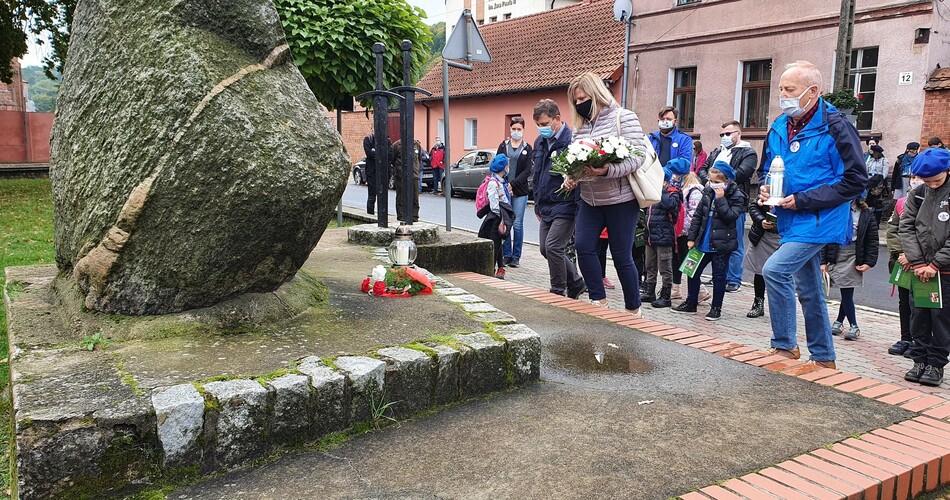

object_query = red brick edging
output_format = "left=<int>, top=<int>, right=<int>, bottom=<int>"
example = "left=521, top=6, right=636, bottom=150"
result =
left=450, top=272, right=950, bottom=500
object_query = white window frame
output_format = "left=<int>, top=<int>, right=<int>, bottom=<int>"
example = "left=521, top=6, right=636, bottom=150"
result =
left=437, top=119, right=445, bottom=142
left=464, top=118, right=478, bottom=149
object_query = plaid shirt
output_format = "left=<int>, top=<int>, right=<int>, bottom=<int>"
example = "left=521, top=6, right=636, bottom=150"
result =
left=787, top=103, right=819, bottom=140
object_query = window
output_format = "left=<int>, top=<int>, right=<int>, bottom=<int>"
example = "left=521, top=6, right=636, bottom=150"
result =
left=489, top=16, right=497, bottom=22
left=437, top=119, right=445, bottom=141
left=503, top=13, right=511, bottom=19
left=672, top=67, right=697, bottom=131
left=676, top=0, right=701, bottom=5
left=464, top=118, right=478, bottom=149
left=848, top=47, right=878, bottom=130
left=740, top=59, right=772, bottom=129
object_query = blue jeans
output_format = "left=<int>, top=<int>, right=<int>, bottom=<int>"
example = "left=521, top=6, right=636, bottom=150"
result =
left=503, top=195, right=528, bottom=261
left=727, top=213, right=746, bottom=285
left=575, top=199, right=642, bottom=310
left=432, top=168, right=443, bottom=192
left=687, top=252, right=728, bottom=308
left=762, top=241, right=835, bottom=362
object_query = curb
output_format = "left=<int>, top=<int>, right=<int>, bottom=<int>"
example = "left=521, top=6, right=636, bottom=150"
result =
left=451, top=271, right=950, bottom=500
left=6, top=270, right=540, bottom=499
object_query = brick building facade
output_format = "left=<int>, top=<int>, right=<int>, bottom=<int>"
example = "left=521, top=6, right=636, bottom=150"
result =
left=921, top=67, right=950, bottom=144
left=0, top=58, right=26, bottom=111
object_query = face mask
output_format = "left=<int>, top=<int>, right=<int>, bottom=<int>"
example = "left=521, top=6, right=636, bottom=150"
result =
left=575, top=99, right=594, bottom=121
left=538, top=126, right=554, bottom=138
left=720, top=134, right=734, bottom=148
left=510, top=130, right=523, bottom=141
left=436, top=141, right=443, bottom=147
left=709, top=182, right=726, bottom=190
left=910, top=179, right=925, bottom=190
left=779, top=86, right=815, bottom=118
left=658, top=119, right=674, bottom=130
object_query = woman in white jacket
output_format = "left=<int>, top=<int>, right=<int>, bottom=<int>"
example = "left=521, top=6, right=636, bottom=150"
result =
left=562, top=73, right=648, bottom=316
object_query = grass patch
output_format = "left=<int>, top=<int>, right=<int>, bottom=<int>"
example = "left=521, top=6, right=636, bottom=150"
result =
left=0, top=178, right=55, bottom=497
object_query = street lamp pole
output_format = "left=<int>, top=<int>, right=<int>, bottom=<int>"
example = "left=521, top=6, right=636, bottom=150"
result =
left=613, top=0, right=634, bottom=108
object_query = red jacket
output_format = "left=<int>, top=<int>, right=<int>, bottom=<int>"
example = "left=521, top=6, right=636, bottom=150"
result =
left=430, top=147, right=445, bottom=169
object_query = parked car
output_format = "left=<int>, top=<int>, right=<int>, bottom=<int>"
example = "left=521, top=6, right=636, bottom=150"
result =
left=446, top=149, right=496, bottom=196
left=352, top=156, right=398, bottom=190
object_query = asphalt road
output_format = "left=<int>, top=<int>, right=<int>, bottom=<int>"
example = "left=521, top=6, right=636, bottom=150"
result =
left=340, top=182, right=897, bottom=313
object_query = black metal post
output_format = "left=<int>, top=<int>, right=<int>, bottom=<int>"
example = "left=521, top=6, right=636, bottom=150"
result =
left=391, top=40, right=432, bottom=226
left=400, top=41, right=415, bottom=226
left=356, top=43, right=403, bottom=228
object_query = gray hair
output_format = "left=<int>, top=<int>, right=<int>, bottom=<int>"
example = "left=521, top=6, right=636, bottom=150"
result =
left=783, top=60, right=823, bottom=89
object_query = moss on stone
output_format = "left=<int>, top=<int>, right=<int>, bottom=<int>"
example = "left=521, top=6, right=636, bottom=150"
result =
left=320, top=356, right=340, bottom=370
left=254, top=368, right=303, bottom=387
left=402, top=343, right=439, bottom=358
left=5, top=280, right=25, bottom=301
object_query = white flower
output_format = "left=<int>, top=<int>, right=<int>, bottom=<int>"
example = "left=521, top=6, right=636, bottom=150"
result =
left=601, top=142, right=615, bottom=154
left=615, top=146, right=630, bottom=159
left=371, top=265, right=387, bottom=284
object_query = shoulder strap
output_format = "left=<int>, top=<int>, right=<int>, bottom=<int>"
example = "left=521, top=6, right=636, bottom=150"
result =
left=615, top=109, right=624, bottom=136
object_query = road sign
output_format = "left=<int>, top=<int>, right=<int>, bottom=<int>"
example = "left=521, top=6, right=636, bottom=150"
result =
left=442, top=10, right=491, bottom=63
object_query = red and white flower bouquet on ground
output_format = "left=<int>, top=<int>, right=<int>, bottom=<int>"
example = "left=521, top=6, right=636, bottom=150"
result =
left=549, top=136, right=640, bottom=194
left=360, top=264, right=433, bottom=298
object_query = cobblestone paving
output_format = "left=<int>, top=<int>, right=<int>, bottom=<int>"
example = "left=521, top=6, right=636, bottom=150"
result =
left=501, top=242, right=948, bottom=397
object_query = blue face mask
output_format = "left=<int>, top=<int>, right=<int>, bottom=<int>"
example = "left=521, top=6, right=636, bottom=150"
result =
left=538, top=126, right=554, bottom=138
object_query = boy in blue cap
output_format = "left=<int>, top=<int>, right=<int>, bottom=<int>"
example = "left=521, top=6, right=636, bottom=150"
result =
left=900, top=147, right=950, bottom=386
left=642, top=164, right=683, bottom=308
left=478, top=154, right=515, bottom=280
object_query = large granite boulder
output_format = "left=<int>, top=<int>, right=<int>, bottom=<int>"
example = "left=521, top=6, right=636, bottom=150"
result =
left=50, top=0, right=349, bottom=315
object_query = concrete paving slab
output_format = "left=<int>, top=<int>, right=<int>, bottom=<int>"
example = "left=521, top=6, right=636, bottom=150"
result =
left=171, top=277, right=910, bottom=499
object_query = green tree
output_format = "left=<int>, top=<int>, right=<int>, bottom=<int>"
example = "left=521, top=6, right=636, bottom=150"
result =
left=22, top=65, right=58, bottom=111
left=273, top=0, right=431, bottom=110
left=1, top=0, right=75, bottom=83
left=429, top=22, right=445, bottom=60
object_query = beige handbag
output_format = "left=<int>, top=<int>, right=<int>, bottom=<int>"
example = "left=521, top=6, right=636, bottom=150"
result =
left=616, top=111, right=663, bottom=208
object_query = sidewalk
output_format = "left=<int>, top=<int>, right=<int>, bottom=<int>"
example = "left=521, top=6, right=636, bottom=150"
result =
left=501, top=240, right=947, bottom=396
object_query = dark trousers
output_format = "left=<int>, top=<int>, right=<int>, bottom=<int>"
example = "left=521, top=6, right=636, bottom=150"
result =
left=908, top=274, right=950, bottom=368
left=575, top=199, right=642, bottom=310
left=898, top=283, right=912, bottom=342
left=672, top=235, right=688, bottom=285
left=489, top=216, right=507, bottom=271
left=395, top=176, right=420, bottom=222
left=366, top=181, right=377, bottom=213
left=597, top=237, right=609, bottom=275
left=686, top=252, right=728, bottom=308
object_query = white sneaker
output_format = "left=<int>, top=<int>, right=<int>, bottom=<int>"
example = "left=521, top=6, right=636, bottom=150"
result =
left=698, top=285, right=711, bottom=303
left=588, top=298, right=608, bottom=307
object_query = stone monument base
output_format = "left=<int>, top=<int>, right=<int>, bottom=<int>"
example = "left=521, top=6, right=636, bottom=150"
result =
left=3, top=229, right=539, bottom=499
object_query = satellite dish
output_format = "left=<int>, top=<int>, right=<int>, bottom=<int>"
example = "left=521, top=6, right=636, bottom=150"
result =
left=613, top=0, right=633, bottom=22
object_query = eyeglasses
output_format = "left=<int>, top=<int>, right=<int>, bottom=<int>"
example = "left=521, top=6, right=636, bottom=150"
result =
left=718, top=131, right=737, bottom=137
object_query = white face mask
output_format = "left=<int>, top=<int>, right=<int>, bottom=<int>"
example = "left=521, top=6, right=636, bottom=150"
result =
left=658, top=119, right=674, bottom=130
left=910, top=179, right=925, bottom=190
left=779, top=86, right=815, bottom=118
left=709, top=182, right=726, bottom=190
left=510, top=130, right=523, bottom=141
left=720, top=134, right=734, bottom=148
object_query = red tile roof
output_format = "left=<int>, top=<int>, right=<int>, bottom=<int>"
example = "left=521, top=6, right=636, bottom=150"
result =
left=416, top=0, right=625, bottom=100
left=924, top=67, right=950, bottom=91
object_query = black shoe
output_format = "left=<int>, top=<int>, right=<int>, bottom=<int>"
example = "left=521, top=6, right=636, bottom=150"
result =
left=567, top=280, right=588, bottom=300
left=920, top=365, right=945, bottom=386
left=905, top=362, right=927, bottom=383
left=503, top=257, right=512, bottom=266
left=702, top=277, right=713, bottom=285
left=651, top=297, right=671, bottom=308
left=888, top=340, right=911, bottom=355
left=640, top=283, right=657, bottom=303
left=705, top=307, right=722, bottom=321
left=747, top=297, right=765, bottom=318
left=509, top=259, right=520, bottom=268
left=725, top=283, right=741, bottom=293
left=672, top=302, right=697, bottom=314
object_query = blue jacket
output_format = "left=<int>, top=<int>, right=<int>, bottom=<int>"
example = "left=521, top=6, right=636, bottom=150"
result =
left=761, top=100, right=868, bottom=245
left=648, top=128, right=693, bottom=167
left=646, top=186, right=681, bottom=247
left=532, top=127, right=578, bottom=222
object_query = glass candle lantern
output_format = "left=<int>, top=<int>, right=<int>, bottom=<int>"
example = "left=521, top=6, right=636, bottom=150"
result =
left=763, top=155, right=785, bottom=206
left=387, top=224, right=417, bottom=266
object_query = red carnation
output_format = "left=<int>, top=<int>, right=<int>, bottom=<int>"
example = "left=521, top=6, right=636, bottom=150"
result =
left=372, top=281, right=387, bottom=296
left=361, top=278, right=370, bottom=293
left=857, top=93, right=863, bottom=100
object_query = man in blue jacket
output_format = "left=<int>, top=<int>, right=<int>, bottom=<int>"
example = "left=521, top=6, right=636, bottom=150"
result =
left=531, top=99, right=586, bottom=299
left=648, top=106, right=693, bottom=168
left=758, top=61, right=868, bottom=370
